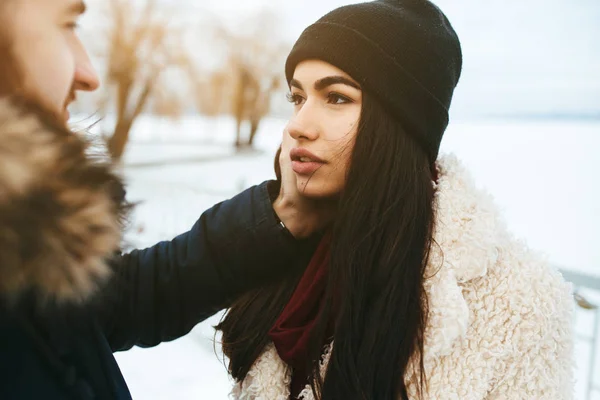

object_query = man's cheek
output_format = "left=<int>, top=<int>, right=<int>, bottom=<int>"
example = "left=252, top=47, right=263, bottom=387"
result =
left=34, top=53, right=75, bottom=113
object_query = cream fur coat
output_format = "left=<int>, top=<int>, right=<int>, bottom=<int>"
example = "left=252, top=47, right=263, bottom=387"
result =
left=229, top=155, right=575, bottom=400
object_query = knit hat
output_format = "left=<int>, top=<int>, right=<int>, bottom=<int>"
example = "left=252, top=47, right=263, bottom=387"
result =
left=285, top=0, right=462, bottom=162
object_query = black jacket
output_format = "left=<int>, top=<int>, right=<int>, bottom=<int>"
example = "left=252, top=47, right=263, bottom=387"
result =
left=0, top=99, right=299, bottom=399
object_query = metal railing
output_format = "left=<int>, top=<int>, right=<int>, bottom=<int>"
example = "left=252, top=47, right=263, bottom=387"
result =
left=560, top=269, right=600, bottom=400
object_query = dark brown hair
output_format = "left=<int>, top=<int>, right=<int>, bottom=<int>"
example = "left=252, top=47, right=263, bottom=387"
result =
left=217, top=92, right=436, bottom=399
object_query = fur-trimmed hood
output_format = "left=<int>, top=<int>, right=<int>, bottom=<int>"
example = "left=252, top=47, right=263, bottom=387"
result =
left=231, top=155, right=574, bottom=399
left=0, top=98, right=127, bottom=304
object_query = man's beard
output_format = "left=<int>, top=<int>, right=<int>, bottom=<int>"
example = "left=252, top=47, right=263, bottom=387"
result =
left=62, top=89, right=76, bottom=122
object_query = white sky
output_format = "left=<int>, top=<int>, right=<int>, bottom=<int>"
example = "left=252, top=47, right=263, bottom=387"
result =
left=84, top=0, right=600, bottom=118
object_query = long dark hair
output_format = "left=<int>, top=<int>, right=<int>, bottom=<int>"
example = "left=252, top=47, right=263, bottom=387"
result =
left=217, top=92, right=436, bottom=399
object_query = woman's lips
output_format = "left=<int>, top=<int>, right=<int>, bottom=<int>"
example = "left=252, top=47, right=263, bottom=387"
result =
left=290, top=148, right=326, bottom=175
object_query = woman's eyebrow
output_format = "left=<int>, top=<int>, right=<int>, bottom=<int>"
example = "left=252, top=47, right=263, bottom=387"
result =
left=290, top=76, right=361, bottom=92
left=290, top=79, right=304, bottom=91
left=314, top=76, right=361, bottom=91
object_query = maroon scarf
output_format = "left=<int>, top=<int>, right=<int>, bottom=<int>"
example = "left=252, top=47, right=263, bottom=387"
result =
left=268, top=232, right=333, bottom=398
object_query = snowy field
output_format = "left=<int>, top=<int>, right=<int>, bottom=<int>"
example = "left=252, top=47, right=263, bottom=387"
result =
left=104, top=115, right=599, bottom=399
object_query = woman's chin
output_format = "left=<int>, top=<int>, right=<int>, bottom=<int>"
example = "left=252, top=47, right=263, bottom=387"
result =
left=296, top=180, right=340, bottom=200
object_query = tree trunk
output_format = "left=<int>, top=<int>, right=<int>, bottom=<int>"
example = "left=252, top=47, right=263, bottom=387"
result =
left=108, top=80, right=154, bottom=162
left=108, top=117, right=134, bottom=161
left=235, top=117, right=243, bottom=148
left=248, top=116, right=260, bottom=147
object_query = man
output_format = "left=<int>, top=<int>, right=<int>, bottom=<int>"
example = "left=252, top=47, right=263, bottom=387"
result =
left=0, top=0, right=331, bottom=398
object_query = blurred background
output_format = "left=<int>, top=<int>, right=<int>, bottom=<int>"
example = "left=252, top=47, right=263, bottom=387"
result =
left=71, top=0, right=600, bottom=398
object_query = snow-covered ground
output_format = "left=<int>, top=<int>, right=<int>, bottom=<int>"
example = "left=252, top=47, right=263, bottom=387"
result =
left=108, top=115, right=599, bottom=399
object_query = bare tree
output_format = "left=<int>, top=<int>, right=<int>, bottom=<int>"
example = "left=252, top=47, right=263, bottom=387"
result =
left=247, top=75, right=281, bottom=147
left=231, top=62, right=259, bottom=148
left=192, top=69, right=230, bottom=117
left=196, top=10, right=289, bottom=149
left=97, top=0, right=192, bottom=161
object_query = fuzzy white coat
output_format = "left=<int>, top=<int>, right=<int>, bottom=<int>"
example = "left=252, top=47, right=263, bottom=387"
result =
left=229, top=155, right=575, bottom=400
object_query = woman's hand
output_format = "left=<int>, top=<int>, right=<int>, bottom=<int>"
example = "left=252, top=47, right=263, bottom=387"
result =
left=273, top=129, right=336, bottom=239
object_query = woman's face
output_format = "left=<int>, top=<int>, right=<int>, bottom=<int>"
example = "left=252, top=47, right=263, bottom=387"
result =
left=284, top=60, right=362, bottom=199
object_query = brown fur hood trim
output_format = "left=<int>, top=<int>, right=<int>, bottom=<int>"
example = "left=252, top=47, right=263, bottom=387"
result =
left=0, top=98, right=127, bottom=304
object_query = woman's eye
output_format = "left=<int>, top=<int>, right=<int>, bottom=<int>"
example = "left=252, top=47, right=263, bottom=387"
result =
left=286, top=93, right=305, bottom=106
left=327, top=93, right=352, bottom=105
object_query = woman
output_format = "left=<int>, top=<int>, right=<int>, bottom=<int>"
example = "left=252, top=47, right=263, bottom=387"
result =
left=218, top=1, right=574, bottom=399
left=0, top=1, right=328, bottom=399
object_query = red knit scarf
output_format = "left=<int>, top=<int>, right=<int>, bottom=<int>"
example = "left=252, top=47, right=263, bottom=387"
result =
left=268, top=232, right=333, bottom=399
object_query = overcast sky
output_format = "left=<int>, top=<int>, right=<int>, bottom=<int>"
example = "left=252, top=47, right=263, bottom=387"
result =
left=85, top=0, right=600, bottom=118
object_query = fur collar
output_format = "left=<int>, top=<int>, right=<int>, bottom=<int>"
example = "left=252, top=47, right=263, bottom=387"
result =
left=233, top=154, right=507, bottom=399
left=0, top=98, right=127, bottom=304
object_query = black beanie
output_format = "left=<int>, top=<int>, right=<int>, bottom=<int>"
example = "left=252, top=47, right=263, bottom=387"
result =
left=285, top=0, right=462, bottom=162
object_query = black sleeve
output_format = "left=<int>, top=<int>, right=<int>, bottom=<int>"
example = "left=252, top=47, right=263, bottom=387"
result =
left=96, top=182, right=300, bottom=352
